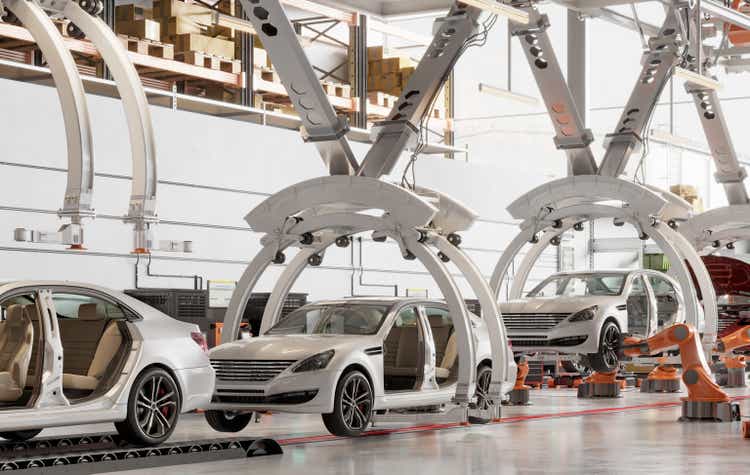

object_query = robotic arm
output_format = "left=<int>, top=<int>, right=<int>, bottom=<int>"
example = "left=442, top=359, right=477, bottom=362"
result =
left=621, top=323, right=729, bottom=403
left=716, top=326, right=750, bottom=353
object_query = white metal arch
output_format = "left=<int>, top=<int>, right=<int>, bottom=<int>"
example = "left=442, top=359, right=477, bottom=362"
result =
left=680, top=204, right=750, bottom=251
left=5, top=0, right=95, bottom=225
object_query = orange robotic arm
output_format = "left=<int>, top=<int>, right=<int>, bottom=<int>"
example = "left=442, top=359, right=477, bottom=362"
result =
left=620, top=323, right=729, bottom=403
left=716, top=326, right=750, bottom=353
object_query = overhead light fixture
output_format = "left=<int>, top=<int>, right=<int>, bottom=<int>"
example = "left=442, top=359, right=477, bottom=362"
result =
left=459, top=0, right=530, bottom=25
left=673, top=67, right=722, bottom=91
left=478, top=83, right=540, bottom=106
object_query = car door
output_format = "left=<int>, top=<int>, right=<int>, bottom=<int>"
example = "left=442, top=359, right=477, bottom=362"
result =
left=381, top=304, right=427, bottom=393
left=624, top=274, right=653, bottom=337
left=645, top=273, right=683, bottom=330
left=0, top=288, right=67, bottom=409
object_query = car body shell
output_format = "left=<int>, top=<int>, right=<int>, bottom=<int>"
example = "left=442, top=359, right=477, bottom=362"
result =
left=701, top=255, right=750, bottom=352
left=499, top=270, right=686, bottom=356
left=208, top=297, right=516, bottom=414
left=0, top=281, right=214, bottom=433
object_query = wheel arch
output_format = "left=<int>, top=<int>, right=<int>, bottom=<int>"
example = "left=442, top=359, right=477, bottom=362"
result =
left=341, top=363, right=375, bottom=393
left=135, top=363, right=184, bottom=408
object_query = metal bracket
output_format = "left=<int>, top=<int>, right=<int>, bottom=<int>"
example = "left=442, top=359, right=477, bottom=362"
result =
left=510, top=7, right=597, bottom=175
left=357, top=3, right=485, bottom=178
left=598, top=9, right=683, bottom=178
left=237, top=0, right=358, bottom=175
left=5, top=0, right=95, bottom=244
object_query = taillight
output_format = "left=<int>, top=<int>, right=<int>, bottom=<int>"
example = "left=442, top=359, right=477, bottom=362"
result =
left=191, top=332, right=208, bottom=353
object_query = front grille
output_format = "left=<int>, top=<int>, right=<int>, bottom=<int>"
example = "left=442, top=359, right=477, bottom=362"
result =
left=212, top=390, right=318, bottom=405
left=510, top=335, right=588, bottom=347
left=211, top=359, right=297, bottom=382
left=503, top=313, right=569, bottom=332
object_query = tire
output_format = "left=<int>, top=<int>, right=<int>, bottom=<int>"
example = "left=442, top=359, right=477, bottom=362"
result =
left=115, top=367, right=181, bottom=446
left=586, top=321, right=621, bottom=373
left=204, top=410, right=253, bottom=433
left=322, top=370, right=373, bottom=437
left=0, top=429, right=42, bottom=442
left=470, top=365, right=493, bottom=425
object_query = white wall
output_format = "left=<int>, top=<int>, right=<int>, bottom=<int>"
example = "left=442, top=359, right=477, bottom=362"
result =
left=0, top=75, right=543, bottom=303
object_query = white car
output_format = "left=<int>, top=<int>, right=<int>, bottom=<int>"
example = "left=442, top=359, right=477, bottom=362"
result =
left=0, top=281, right=215, bottom=445
left=205, top=298, right=517, bottom=437
left=499, top=270, right=685, bottom=373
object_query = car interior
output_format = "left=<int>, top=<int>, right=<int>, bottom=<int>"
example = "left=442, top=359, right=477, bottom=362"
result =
left=648, top=276, right=680, bottom=328
left=0, top=296, right=43, bottom=409
left=53, top=294, right=132, bottom=401
left=424, top=307, right=458, bottom=388
left=383, top=306, right=424, bottom=392
left=627, top=276, right=651, bottom=336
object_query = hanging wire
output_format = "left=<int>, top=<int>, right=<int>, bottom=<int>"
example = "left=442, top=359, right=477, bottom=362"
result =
left=401, top=13, right=499, bottom=189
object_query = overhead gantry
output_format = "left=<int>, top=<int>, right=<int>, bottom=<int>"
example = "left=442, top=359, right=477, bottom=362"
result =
left=490, top=1, right=723, bottom=354
left=9, top=0, right=186, bottom=253
left=219, top=0, right=524, bottom=409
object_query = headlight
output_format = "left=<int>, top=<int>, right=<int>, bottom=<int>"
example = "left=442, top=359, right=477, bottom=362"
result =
left=292, top=350, right=335, bottom=373
left=568, top=306, right=599, bottom=322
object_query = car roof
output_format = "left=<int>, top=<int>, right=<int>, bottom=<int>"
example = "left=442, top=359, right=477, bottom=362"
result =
left=308, top=296, right=442, bottom=306
left=548, top=269, right=634, bottom=277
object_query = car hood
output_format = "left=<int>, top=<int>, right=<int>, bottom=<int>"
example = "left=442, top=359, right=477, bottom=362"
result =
left=701, top=255, right=750, bottom=297
left=499, top=295, right=619, bottom=314
left=209, top=334, right=368, bottom=361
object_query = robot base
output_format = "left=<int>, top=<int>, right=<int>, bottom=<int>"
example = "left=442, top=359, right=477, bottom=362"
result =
left=679, top=401, right=741, bottom=422
left=577, top=382, right=621, bottom=398
left=724, top=367, right=748, bottom=388
left=640, top=378, right=681, bottom=393
left=506, top=388, right=531, bottom=406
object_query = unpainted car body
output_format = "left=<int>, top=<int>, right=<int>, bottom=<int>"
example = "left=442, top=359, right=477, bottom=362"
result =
left=207, top=297, right=516, bottom=436
left=0, top=281, right=214, bottom=445
left=499, top=270, right=685, bottom=372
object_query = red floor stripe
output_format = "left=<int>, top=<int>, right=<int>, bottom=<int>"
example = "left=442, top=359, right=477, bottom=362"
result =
left=276, top=394, right=750, bottom=446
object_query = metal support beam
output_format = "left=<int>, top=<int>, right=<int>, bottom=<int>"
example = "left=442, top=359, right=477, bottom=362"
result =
left=357, top=3, right=484, bottom=178
left=567, top=10, right=587, bottom=126
left=4, top=0, right=95, bottom=240
left=349, top=14, right=367, bottom=129
left=509, top=6, right=597, bottom=175
left=598, top=10, right=682, bottom=178
left=238, top=0, right=358, bottom=175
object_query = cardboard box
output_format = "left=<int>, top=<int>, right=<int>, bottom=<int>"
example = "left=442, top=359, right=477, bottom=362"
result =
left=154, top=0, right=210, bottom=19
left=161, top=16, right=205, bottom=38
left=670, top=184, right=699, bottom=199
left=115, top=5, right=152, bottom=22
left=116, top=19, right=161, bottom=42
left=171, top=33, right=235, bottom=59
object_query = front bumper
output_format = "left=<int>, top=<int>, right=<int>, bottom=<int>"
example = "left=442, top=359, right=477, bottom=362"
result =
left=509, top=322, right=596, bottom=355
left=208, top=368, right=342, bottom=414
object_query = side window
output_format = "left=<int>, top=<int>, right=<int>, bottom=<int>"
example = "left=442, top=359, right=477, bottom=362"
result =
left=648, top=275, right=680, bottom=327
left=52, top=293, right=127, bottom=320
left=626, top=276, right=650, bottom=336
left=394, top=306, right=419, bottom=328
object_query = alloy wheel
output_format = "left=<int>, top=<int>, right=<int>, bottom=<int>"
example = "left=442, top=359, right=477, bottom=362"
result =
left=136, top=375, right=179, bottom=439
left=475, top=368, right=493, bottom=410
left=602, top=325, right=621, bottom=369
left=341, top=374, right=372, bottom=432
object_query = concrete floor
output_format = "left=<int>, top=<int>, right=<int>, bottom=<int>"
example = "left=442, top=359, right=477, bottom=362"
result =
left=43, top=385, right=746, bottom=475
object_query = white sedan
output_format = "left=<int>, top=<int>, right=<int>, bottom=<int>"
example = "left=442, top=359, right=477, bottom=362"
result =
left=500, top=270, right=685, bottom=372
left=0, top=281, right=214, bottom=445
left=206, top=297, right=516, bottom=437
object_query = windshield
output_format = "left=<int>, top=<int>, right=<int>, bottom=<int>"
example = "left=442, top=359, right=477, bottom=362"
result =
left=528, top=274, right=626, bottom=297
left=267, top=304, right=391, bottom=336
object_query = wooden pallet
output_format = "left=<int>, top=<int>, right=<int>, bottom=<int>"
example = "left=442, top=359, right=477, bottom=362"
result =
left=367, top=91, right=398, bottom=109
left=176, top=50, right=240, bottom=74
left=118, top=35, right=174, bottom=60
left=321, top=82, right=351, bottom=98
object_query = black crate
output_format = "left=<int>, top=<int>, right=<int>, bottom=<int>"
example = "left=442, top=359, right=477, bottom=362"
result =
left=464, top=299, right=481, bottom=316
left=125, top=288, right=208, bottom=322
left=242, top=293, right=308, bottom=336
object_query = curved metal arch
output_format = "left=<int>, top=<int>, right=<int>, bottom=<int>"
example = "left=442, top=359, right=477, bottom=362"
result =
left=680, top=205, right=750, bottom=249
left=6, top=0, right=94, bottom=221
left=508, top=176, right=668, bottom=221
left=58, top=2, right=158, bottom=245
left=490, top=204, right=715, bottom=341
left=432, top=235, right=509, bottom=402
left=246, top=176, right=437, bottom=233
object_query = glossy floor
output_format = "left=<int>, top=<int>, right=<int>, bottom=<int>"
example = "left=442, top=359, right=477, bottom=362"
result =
left=47, top=385, right=750, bottom=475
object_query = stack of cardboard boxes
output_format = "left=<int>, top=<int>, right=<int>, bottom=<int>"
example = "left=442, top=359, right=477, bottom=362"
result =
left=367, top=46, right=416, bottom=97
left=670, top=184, right=704, bottom=213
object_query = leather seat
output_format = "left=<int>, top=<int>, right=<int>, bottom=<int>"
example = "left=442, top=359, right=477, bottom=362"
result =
left=0, top=305, right=34, bottom=402
left=63, top=321, right=123, bottom=391
left=58, top=303, right=109, bottom=376
left=435, top=332, right=457, bottom=380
